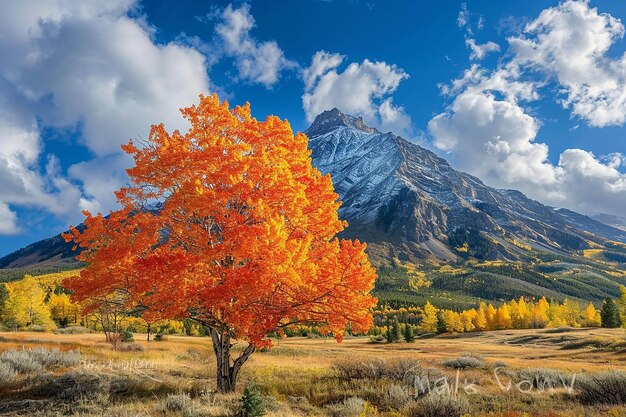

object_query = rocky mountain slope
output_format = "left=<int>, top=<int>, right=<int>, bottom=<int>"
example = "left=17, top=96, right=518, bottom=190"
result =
left=306, top=108, right=626, bottom=263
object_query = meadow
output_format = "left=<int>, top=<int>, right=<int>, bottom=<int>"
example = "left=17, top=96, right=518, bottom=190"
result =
left=1, top=327, right=625, bottom=416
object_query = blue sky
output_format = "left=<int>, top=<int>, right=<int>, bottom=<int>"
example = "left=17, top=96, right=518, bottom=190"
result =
left=1, top=0, right=626, bottom=256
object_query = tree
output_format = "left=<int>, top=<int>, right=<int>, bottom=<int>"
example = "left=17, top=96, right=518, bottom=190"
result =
left=485, top=304, right=497, bottom=330
left=473, top=304, right=488, bottom=331
left=418, top=301, right=438, bottom=333
left=3, top=275, right=55, bottom=330
left=618, top=285, right=626, bottom=326
left=600, top=298, right=622, bottom=328
left=530, top=297, right=549, bottom=328
left=63, top=95, right=377, bottom=393
left=48, top=293, right=80, bottom=327
left=493, top=305, right=512, bottom=330
left=388, top=319, right=401, bottom=343
left=583, top=303, right=601, bottom=327
left=403, top=323, right=415, bottom=343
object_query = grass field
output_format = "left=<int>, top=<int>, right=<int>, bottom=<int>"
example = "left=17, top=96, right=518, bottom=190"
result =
left=1, top=328, right=626, bottom=416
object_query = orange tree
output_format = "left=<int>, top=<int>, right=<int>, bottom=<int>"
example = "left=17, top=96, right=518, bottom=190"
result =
left=63, top=95, right=377, bottom=392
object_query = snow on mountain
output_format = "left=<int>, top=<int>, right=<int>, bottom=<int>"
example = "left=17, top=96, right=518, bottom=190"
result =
left=306, top=108, right=626, bottom=262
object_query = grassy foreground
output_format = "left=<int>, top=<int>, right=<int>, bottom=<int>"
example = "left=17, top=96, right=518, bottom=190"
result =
left=0, top=328, right=625, bottom=416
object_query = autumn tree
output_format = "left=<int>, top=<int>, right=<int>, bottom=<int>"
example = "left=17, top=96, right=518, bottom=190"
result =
left=63, top=95, right=377, bottom=392
left=618, top=285, right=626, bottom=326
left=3, top=275, right=55, bottom=330
left=583, top=303, right=601, bottom=327
left=418, top=301, right=438, bottom=333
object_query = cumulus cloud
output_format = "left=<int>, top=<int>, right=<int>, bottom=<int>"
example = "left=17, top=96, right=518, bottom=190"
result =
left=429, top=49, right=626, bottom=217
left=0, top=0, right=211, bottom=234
left=215, top=4, right=297, bottom=87
left=509, top=0, right=626, bottom=127
left=302, top=51, right=414, bottom=137
left=465, top=38, right=501, bottom=60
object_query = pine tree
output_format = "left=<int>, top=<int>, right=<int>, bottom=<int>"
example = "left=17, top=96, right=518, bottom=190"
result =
left=600, top=298, right=622, bottom=328
left=403, top=323, right=415, bottom=343
left=389, top=319, right=401, bottom=343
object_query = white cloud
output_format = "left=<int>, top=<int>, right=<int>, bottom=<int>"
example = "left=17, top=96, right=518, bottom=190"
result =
left=0, top=203, right=19, bottom=235
left=0, top=0, right=211, bottom=234
left=428, top=62, right=626, bottom=217
left=509, top=0, right=626, bottom=127
left=429, top=0, right=626, bottom=218
left=457, top=3, right=469, bottom=29
left=465, top=38, right=500, bottom=60
left=302, top=51, right=414, bottom=136
left=215, top=4, right=297, bottom=87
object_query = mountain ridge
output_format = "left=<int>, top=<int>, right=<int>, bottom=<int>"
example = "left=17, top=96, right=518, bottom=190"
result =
left=2, top=108, right=626, bottom=275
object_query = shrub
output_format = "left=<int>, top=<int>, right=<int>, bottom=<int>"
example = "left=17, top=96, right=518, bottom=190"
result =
left=54, top=326, right=92, bottom=334
left=241, top=384, right=265, bottom=417
left=334, top=358, right=419, bottom=382
left=576, top=371, right=626, bottom=404
left=404, top=394, right=469, bottom=417
left=0, top=350, right=43, bottom=373
left=511, top=368, right=571, bottom=389
left=27, top=347, right=81, bottom=368
left=325, top=397, right=366, bottom=417
left=121, top=329, right=134, bottom=343
left=118, top=343, right=145, bottom=352
left=154, top=333, right=168, bottom=341
left=441, top=355, right=485, bottom=369
left=164, top=393, right=196, bottom=415
left=0, top=348, right=80, bottom=374
left=0, top=361, right=17, bottom=385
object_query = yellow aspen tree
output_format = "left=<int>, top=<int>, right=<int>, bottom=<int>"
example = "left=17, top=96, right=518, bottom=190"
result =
left=485, top=304, right=497, bottom=330
left=583, top=303, right=601, bottom=327
left=530, top=296, right=550, bottom=328
left=460, top=309, right=476, bottom=332
left=473, top=303, right=488, bottom=331
left=418, top=301, right=439, bottom=333
left=4, top=276, right=55, bottom=330
left=493, top=305, right=512, bottom=330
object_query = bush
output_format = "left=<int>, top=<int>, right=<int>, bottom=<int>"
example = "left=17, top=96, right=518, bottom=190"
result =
left=441, top=354, right=485, bottom=369
left=0, top=361, right=17, bottom=385
left=325, top=397, right=366, bottom=417
left=576, top=371, right=626, bottom=404
left=0, top=348, right=80, bottom=374
left=121, top=329, right=134, bottom=343
left=334, top=358, right=420, bottom=382
left=0, top=350, right=43, bottom=373
left=164, top=393, right=194, bottom=413
left=241, top=384, right=265, bottom=417
left=118, top=343, right=145, bottom=352
left=27, top=347, right=81, bottom=368
left=511, top=368, right=571, bottom=389
left=404, top=394, right=469, bottom=417
left=54, top=326, right=92, bottom=334
left=154, top=333, right=168, bottom=341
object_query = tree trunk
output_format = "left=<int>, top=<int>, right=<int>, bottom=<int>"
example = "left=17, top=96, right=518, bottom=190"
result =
left=146, top=323, right=151, bottom=341
left=209, top=328, right=256, bottom=393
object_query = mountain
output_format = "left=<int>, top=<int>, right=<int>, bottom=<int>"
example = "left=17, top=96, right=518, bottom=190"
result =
left=2, top=108, right=626, bottom=305
left=591, top=212, right=626, bottom=232
left=306, top=108, right=626, bottom=263
left=0, top=231, right=81, bottom=270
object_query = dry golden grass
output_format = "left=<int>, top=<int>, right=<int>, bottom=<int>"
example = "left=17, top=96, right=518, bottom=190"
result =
left=0, top=327, right=625, bottom=416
